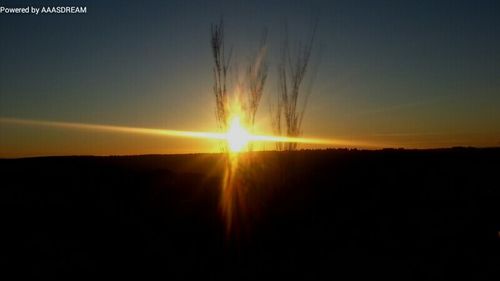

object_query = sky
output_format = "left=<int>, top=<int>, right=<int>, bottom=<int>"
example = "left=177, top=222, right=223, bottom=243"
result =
left=1, top=0, right=499, bottom=157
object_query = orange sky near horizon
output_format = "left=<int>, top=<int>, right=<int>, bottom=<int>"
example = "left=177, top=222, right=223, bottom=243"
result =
left=1, top=116, right=498, bottom=158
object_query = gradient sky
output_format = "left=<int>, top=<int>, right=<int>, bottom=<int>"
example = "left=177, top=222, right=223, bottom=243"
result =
left=1, top=0, right=499, bottom=157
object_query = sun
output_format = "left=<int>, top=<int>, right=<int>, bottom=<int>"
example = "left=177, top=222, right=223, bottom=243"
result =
left=226, top=116, right=250, bottom=152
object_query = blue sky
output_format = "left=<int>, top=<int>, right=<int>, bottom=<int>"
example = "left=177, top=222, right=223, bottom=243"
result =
left=1, top=0, right=499, bottom=156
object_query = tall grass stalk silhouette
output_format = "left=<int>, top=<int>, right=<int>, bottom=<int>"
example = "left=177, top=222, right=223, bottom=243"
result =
left=210, top=18, right=317, bottom=234
left=273, top=22, right=317, bottom=151
left=211, top=19, right=232, bottom=137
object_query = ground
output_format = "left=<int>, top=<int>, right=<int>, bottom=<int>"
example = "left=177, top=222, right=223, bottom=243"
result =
left=2, top=148, right=499, bottom=279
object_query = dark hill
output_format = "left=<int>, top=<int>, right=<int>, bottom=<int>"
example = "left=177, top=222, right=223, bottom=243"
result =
left=2, top=148, right=499, bottom=279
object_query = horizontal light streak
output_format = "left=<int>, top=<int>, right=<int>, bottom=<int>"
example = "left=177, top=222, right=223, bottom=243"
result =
left=0, top=117, right=382, bottom=147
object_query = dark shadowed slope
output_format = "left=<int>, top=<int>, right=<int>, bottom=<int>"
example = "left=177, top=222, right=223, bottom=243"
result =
left=2, top=148, right=500, bottom=279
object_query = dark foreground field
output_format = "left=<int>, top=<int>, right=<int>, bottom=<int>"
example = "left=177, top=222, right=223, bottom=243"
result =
left=2, top=148, right=499, bottom=279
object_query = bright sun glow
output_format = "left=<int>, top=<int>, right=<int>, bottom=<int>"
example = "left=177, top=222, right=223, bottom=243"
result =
left=226, top=116, right=250, bottom=152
